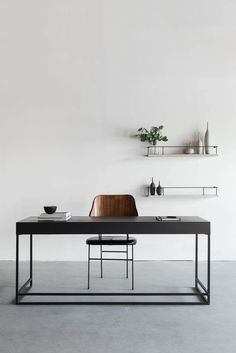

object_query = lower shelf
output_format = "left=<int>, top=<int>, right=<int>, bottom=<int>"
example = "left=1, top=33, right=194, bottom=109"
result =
left=147, top=186, right=218, bottom=197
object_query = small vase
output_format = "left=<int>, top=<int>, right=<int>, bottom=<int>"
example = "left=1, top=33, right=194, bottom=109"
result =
left=156, top=181, right=163, bottom=196
left=197, top=134, right=204, bottom=154
left=149, top=178, right=156, bottom=196
left=204, top=122, right=210, bottom=154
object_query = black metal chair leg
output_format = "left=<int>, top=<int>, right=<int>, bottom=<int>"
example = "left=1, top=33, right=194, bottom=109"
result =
left=131, top=245, right=134, bottom=290
left=100, top=244, right=103, bottom=278
left=126, top=234, right=129, bottom=278
left=195, top=234, right=198, bottom=288
left=126, top=244, right=128, bottom=278
left=88, top=245, right=90, bottom=289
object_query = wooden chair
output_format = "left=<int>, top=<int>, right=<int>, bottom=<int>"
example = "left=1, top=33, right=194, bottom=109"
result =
left=86, top=195, right=138, bottom=290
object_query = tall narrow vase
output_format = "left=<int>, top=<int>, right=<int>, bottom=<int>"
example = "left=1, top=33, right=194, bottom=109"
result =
left=149, top=178, right=156, bottom=196
left=204, top=122, right=210, bottom=154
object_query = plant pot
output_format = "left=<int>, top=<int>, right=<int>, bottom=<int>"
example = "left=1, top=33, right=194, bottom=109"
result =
left=150, top=143, right=160, bottom=155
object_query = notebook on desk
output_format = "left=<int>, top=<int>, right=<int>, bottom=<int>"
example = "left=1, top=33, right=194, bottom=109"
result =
left=156, top=216, right=181, bottom=222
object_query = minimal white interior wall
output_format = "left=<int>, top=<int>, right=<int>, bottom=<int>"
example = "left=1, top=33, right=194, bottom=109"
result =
left=1, top=0, right=235, bottom=260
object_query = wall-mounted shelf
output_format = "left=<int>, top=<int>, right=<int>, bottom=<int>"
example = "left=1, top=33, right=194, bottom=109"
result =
left=147, top=186, right=218, bottom=197
left=146, top=145, right=218, bottom=157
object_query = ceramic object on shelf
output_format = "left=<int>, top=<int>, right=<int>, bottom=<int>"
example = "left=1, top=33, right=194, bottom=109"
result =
left=156, top=181, right=163, bottom=195
left=184, top=145, right=195, bottom=154
left=204, top=122, right=210, bottom=154
left=149, top=178, right=156, bottom=195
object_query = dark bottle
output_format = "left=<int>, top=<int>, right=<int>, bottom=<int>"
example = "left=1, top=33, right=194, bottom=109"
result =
left=156, top=181, right=163, bottom=195
left=150, top=177, right=156, bottom=196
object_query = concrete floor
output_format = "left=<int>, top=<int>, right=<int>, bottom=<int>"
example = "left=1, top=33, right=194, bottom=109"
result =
left=0, top=261, right=235, bottom=353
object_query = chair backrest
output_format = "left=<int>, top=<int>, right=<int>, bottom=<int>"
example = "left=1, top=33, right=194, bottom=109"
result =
left=89, top=195, right=138, bottom=217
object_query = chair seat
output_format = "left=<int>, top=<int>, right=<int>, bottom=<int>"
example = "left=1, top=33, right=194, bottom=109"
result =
left=86, top=236, right=137, bottom=245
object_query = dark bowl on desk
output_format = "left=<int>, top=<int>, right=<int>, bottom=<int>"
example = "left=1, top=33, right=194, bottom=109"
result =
left=44, top=206, right=57, bottom=214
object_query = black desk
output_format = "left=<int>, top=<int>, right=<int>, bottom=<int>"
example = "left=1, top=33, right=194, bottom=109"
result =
left=16, top=216, right=210, bottom=305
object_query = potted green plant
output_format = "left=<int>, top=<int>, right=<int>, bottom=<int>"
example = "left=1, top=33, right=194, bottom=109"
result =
left=136, top=126, right=168, bottom=145
left=136, top=126, right=168, bottom=154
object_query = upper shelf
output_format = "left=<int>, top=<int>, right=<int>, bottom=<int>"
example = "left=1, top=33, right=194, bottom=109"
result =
left=146, top=145, right=218, bottom=157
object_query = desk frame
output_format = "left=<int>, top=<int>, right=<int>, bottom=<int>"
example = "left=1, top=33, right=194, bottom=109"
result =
left=16, top=217, right=210, bottom=305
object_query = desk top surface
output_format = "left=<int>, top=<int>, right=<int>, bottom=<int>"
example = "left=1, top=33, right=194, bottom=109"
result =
left=16, top=216, right=210, bottom=234
left=18, top=216, right=209, bottom=224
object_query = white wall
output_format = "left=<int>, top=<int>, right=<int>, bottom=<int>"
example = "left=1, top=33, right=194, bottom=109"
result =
left=0, top=0, right=235, bottom=261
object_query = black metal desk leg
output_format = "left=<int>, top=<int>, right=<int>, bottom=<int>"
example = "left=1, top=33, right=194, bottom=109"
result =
left=88, top=245, right=91, bottom=290
left=207, top=233, right=211, bottom=304
left=195, top=234, right=198, bottom=288
left=30, top=234, right=33, bottom=286
left=16, top=234, right=19, bottom=304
